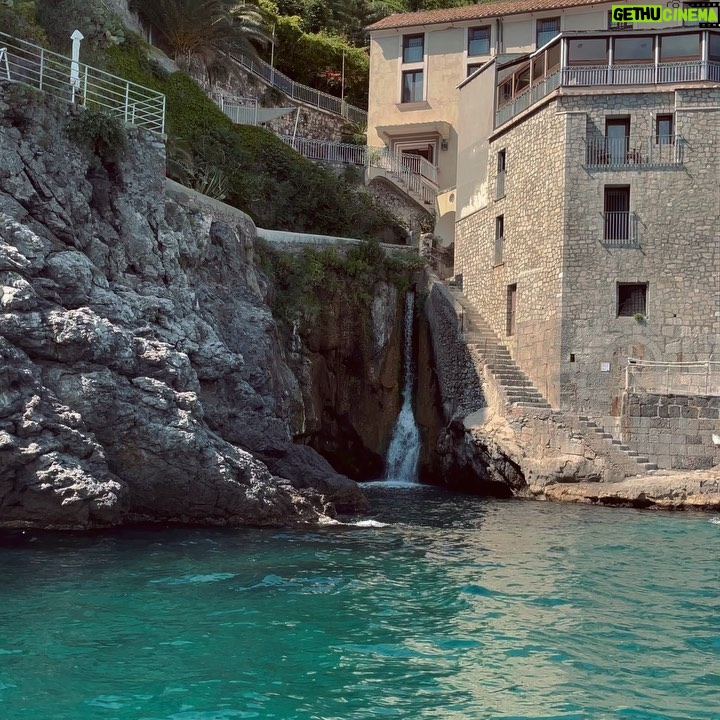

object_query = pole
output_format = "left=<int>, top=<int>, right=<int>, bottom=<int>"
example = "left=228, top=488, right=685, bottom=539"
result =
left=270, top=24, right=275, bottom=85
left=341, top=49, right=345, bottom=103
left=291, top=108, right=300, bottom=148
left=70, top=30, right=84, bottom=104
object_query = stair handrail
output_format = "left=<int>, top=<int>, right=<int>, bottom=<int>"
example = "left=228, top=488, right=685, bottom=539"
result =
left=276, top=134, right=438, bottom=204
left=232, top=52, right=367, bottom=125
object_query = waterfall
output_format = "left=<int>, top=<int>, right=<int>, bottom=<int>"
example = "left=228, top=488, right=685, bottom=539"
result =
left=384, top=291, right=421, bottom=483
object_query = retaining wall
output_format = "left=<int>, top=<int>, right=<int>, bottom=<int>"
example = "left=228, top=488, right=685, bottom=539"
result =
left=622, top=393, right=720, bottom=470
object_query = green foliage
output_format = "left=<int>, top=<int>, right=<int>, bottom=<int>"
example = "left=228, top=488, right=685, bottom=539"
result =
left=128, top=0, right=271, bottom=81
left=65, top=107, right=127, bottom=164
left=105, top=36, right=406, bottom=241
left=0, top=0, right=49, bottom=45
left=257, top=239, right=426, bottom=324
left=35, top=0, right=125, bottom=60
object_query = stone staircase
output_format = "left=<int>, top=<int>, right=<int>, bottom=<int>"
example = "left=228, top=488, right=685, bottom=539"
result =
left=578, top=416, right=658, bottom=472
left=445, top=284, right=658, bottom=473
left=446, top=286, right=550, bottom=410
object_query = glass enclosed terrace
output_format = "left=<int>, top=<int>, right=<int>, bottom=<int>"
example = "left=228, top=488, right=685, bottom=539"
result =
left=495, top=28, right=720, bottom=127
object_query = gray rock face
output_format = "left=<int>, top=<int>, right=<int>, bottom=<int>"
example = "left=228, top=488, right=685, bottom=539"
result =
left=0, top=93, right=366, bottom=529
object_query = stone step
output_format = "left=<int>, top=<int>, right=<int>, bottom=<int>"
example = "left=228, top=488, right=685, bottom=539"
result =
left=644, top=463, right=659, bottom=471
left=514, top=401, right=552, bottom=408
left=635, top=457, right=650, bottom=464
left=626, top=451, right=639, bottom=457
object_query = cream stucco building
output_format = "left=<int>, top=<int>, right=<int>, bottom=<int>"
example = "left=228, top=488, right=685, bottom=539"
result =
left=366, top=0, right=698, bottom=244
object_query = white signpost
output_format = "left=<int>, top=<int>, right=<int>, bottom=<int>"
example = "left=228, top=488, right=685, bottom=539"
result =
left=70, top=29, right=84, bottom=102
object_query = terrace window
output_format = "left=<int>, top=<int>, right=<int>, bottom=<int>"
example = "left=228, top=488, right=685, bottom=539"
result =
left=617, top=283, right=647, bottom=317
left=536, top=17, right=560, bottom=48
left=514, top=64, right=530, bottom=94
left=468, top=26, right=491, bottom=56
left=660, top=33, right=700, bottom=61
left=606, top=117, right=630, bottom=164
left=401, top=70, right=424, bottom=103
left=710, top=33, right=720, bottom=61
left=614, top=36, right=654, bottom=62
left=498, top=77, right=513, bottom=107
left=568, top=38, right=608, bottom=64
left=546, top=42, right=561, bottom=71
left=532, top=55, right=545, bottom=83
left=402, top=34, right=424, bottom=64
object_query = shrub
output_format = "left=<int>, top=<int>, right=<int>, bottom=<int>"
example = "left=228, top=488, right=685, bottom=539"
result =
left=65, top=107, right=127, bottom=164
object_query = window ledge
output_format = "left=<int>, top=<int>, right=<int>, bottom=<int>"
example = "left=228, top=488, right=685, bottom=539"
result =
left=396, top=101, right=431, bottom=111
left=493, top=262, right=505, bottom=269
left=495, top=194, right=505, bottom=202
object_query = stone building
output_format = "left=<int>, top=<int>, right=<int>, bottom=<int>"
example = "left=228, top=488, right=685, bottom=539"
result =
left=366, top=0, right=696, bottom=245
left=454, top=26, right=720, bottom=431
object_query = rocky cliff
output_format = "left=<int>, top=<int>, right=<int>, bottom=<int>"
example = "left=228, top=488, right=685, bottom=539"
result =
left=0, top=90, right=372, bottom=529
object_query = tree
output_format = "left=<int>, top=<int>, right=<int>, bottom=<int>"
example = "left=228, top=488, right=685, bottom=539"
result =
left=130, top=0, right=272, bottom=76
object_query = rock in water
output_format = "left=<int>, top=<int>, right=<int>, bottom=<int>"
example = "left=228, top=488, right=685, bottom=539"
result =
left=0, top=93, right=366, bottom=528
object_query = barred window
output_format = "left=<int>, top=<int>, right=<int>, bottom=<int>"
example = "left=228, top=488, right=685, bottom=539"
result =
left=617, top=283, right=647, bottom=317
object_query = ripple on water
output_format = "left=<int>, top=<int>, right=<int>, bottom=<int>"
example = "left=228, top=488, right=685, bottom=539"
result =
left=0, top=494, right=718, bottom=720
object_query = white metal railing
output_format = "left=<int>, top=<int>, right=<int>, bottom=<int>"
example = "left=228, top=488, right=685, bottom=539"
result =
left=602, top=211, right=638, bottom=247
left=0, top=31, right=165, bottom=133
left=216, top=94, right=259, bottom=125
left=277, top=134, right=438, bottom=205
left=496, top=58, right=717, bottom=127
left=626, top=359, right=720, bottom=396
left=233, top=53, right=367, bottom=125
left=585, top=135, right=684, bottom=167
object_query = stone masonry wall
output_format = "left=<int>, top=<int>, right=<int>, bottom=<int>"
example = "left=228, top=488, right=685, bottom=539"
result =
left=622, top=393, right=720, bottom=470
left=455, top=102, right=567, bottom=408
left=423, top=276, right=486, bottom=422
left=559, top=88, right=720, bottom=427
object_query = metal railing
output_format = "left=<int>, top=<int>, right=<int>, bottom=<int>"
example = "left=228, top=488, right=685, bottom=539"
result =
left=216, top=94, right=258, bottom=126
left=233, top=53, right=367, bottom=125
left=602, top=211, right=638, bottom=247
left=0, top=31, right=165, bottom=133
left=495, top=169, right=505, bottom=200
left=626, top=359, right=720, bottom=396
left=585, top=135, right=684, bottom=168
left=496, top=59, right=720, bottom=127
left=277, top=134, right=438, bottom=205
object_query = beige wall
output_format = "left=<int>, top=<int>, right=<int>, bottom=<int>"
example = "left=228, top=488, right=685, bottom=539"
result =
left=456, top=67, right=495, bottom=221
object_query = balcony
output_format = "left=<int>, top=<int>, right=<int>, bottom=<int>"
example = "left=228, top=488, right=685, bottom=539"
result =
left=494, top=28, right=720, bottom=129
left=585, top=136, right=684, bottom=168
left=602, top=211, right=638, bottom=247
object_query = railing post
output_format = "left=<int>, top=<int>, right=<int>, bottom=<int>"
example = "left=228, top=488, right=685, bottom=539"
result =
left=82, top=67, right=88, bottom=106
left=124, top=81, right=130, bottom=122
left=39, top=47, right=44, bottom=90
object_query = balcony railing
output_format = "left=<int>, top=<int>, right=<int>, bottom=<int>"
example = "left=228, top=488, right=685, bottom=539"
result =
left=602, top=211, right=638, bottom=247
left=585, top=136, right=684, bottom=168
left=494, top=27, right=720, bottom=129
left=276, top=135, right=438, bottom=205
left=0, top=31, right=165, bottom=133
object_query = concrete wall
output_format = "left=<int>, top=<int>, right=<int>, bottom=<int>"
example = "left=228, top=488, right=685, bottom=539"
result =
left=456, top=66, right=496, bottom=220
left=559, top=88, right=720, bottom=423
left=455, top=101, right=567, bottom=409
left=622, top=393, right=720, bottom=470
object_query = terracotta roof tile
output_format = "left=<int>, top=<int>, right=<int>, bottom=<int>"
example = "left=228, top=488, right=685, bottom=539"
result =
left=366, top=0, right=608, bottom=31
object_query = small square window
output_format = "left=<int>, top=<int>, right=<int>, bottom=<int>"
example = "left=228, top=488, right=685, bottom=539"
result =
left=467, top=63, right=483, bottom=77
left=617, top=283, right=647, bottom=317
left=402, top=34, right=424, bottom=63
left=536, top=17, right=560, bottom=48
left=401, top=70, right=424, bottom=103
left=468, top=26, right=491, bottom=56
left=607, top=10, right=633, bottom=29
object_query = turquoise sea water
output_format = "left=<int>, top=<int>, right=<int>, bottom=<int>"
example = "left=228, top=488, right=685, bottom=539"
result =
left=1, top=484, right=719, bottom=720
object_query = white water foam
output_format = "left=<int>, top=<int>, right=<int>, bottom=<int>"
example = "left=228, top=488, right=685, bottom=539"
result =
left=384, top=291, right=421, bottom=484
left=710, top=518, right=720, bottom=526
